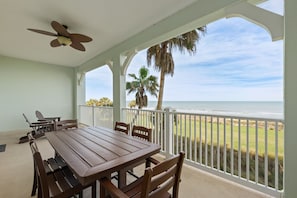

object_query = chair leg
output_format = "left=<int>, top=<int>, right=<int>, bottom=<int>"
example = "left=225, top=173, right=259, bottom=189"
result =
left=145, top=160, right=151, bottom=168
left=91, top=181, right=97, bottom=198
left=37, top=179, right=42, bottom=198
left=100, top=182, right=106, bottom=198
left=31, top=167, right=37, bottom=196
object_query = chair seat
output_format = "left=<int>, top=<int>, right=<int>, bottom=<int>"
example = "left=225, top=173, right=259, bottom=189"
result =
left=48, top=167, right=84, bottom=198
left=121, top=178, right=171, bottom=198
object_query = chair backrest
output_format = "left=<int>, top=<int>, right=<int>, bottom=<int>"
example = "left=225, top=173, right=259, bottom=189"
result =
left=29, top=139, right=51, bottom=198
left=23, top=113, right=32, bottom=125
left=55, top=119, right=78, bottom=131
left=35, top=110, right=44, bottom=120
left=114, top=121, right=130, bottom=135
left=141, top=152, right=185, bottom=198
left=132, top=125, right=152, bottom=142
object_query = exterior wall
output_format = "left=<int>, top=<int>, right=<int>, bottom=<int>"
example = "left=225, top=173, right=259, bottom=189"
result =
left=0, top=55, right=75, bottom=132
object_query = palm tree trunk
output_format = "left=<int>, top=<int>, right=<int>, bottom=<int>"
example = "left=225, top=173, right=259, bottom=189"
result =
left=156, top=69, right=165, bottom=110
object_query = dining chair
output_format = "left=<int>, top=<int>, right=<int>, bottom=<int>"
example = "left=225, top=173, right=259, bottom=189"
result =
left=100, top=151, right=185, bottom=198
left=28, top=133, right=68, bottom=196
left=54, top=119, right=78, bottom=131
left=29, top=135, right=96, bottom=198
left=111, top=121, right=131, bottom=181
left=131, top=125, right=160, bottom=168
left=114, top=121, right=130, bottom=135
left=131, top=125, right=152, bottom=142
left=114, top=125, right=159, bottom=181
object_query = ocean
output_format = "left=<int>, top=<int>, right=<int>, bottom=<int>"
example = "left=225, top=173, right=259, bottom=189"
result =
left=139, top=101, right=284, bottom=119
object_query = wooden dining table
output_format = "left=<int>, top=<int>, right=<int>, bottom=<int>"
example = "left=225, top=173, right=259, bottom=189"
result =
left=45, top=126, right=161, bottom=188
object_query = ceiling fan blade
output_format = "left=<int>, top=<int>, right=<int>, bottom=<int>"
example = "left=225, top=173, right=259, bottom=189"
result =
left=50, top=39, right=62, bottom=47
left=27, top=28, right=57, bottom=36
left=51, top=21, right=70, bottom=37
left=70, top=34, right=92, bottom=42
left=70, top=42, right=86, bottom=51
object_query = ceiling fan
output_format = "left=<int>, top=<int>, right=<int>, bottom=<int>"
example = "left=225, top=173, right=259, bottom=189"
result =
left=27, top=21, right=92, bottom=51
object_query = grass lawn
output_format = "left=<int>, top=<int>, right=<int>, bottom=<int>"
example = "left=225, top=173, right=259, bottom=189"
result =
left=173, top=115, right=284, bottom=157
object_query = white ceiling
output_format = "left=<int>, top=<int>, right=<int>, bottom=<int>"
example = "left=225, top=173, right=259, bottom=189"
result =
left=0, top=0, right=196, bottom=67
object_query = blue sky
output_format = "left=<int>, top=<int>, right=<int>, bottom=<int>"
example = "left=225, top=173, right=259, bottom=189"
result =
left=86, top=0, right=283, bottom=102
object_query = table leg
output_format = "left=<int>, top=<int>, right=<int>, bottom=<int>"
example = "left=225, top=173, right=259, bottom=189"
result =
left=118, top=170, right=126, bottom=189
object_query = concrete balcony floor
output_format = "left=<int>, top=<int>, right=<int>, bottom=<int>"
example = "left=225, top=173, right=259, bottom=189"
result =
left=0, top=130, right=273, bottom=198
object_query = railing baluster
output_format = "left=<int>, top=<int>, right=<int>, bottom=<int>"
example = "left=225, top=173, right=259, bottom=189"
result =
left=189, top=114, right=192, bottom=161
left=217, top=117, right=220, bottom=171
left=161, top=111, right=164, bottom=150
left=180, top=114, right=183, bottom=154
left=184, top=114, right=188, bottom=159
left=238, top=119, right=241, bottom=178
left=264, top=121, right=268, bottom=187
left=194, top=115, right=197, bottom=162
left=199, top=115, right=202, bottom=164
left=223, top=117, right=226, bottom=173
left=246, top=119, right=250, bottom=181
left=175, top=114, right=179, bottom=155
left=210, top=116, right=213, bottom=168
left=255, top=120, right=259, bottom=184
left=231, top=118, right=234, bottom=176
left=205, top=116, right=208, bottom=166
left=275, top=121, right=279, bottom=190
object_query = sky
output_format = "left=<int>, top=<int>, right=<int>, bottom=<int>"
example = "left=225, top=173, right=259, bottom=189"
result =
left=86, top=0, right=284, bottom=102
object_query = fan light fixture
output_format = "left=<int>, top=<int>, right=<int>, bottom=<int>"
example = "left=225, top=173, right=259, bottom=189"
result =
left=57, top=36, right=72, bottom=46
left=27, top=21, right=92, bottom=51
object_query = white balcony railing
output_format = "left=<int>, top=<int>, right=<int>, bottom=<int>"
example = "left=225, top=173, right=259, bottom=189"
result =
left=79, top=105, right=284, bottom=198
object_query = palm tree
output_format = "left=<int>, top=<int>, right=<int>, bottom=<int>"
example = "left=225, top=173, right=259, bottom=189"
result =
left=147, top=27, right=206, bottom=110
left=126, top=66, right=159, bottom=109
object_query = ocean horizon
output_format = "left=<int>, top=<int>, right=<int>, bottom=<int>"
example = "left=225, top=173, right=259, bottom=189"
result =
left=127, top=101, right=284, bottom=119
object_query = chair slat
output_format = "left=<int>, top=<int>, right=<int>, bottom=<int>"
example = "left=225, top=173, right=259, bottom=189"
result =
left=114, top=121, right=130, bottom=135
left=43, top=160, right=53, bottom=174
left=54, top=155, right=67, bottom=169
left=54, top=170, right=72, bottom=191
left=47, top=173, right=62, bottom=197
left=62, top=167, right=80, bottom=187
left=47, top=158, right=60, bottom=172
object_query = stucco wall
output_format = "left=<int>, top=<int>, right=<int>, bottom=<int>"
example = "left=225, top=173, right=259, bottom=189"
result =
left=0, top=55, right=75, bottom=132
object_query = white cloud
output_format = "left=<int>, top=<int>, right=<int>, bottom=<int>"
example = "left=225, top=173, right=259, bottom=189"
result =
left=86, top=0, right=284, bottom=102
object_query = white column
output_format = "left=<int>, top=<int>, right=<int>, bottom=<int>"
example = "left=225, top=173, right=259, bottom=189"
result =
left=164, top=107, right=174, bottom=158
left=284, top=0, right=297, bottom=197
left=75, top=70, right=86, bottom=120
left=111, top=56, right=127, bottom=125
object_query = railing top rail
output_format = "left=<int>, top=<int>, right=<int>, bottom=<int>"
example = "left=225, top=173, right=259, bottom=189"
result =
left=122, top=107, right=164, bottom=113
left=80, top=105, right=113, bottom=109
left=169, top=111, right=284, bottom=122
left=122, top=107, right=284, bottom=123
left=80, top=105, right=283, bottom=122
